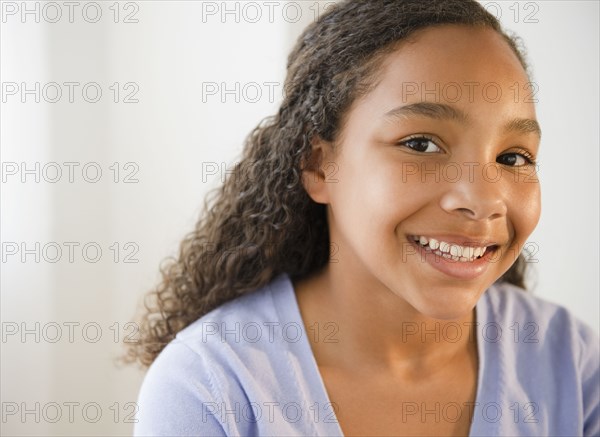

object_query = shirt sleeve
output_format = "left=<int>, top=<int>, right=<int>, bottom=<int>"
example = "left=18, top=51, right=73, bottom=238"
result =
left=578, top=322, right=600, bottom=437
left=133, top=340, right=227, bottom=437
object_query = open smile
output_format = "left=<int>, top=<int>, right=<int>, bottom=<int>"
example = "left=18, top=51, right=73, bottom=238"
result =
left=409, top=234, right=499, bottom=262
left=407, top=234, right=501, bottom=280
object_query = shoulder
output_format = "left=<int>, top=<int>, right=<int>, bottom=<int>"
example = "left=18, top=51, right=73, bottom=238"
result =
left=134, top=338, right=226, bottom=436
left=482, top=281, right=599, bottom=436
left=484, top=281, right=599, bottom=358
left=174, top=272, right=295, bottom=359
left=134, top=273, right=299, bottom=436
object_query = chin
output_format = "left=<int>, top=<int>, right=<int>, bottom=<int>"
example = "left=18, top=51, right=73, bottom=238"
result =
left=411, top=287, right=479, bottom=321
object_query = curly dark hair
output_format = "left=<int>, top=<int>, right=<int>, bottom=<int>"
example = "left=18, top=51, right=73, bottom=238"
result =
left=125, top=0, right=533, bottom=367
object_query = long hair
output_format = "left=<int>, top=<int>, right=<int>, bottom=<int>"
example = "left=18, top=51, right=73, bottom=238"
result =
left=125, top=0, right=532, bottom=367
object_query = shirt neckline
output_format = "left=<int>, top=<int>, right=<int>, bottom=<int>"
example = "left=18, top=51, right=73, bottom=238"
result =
left=269, top=272, right=492, bottom=437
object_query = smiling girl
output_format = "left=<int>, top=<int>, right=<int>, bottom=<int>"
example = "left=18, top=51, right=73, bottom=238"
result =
left=129, top=1, right=599, bottom=436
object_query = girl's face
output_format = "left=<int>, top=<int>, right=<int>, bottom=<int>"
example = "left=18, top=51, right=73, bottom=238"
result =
left=306, top=25, right=541, bottom=320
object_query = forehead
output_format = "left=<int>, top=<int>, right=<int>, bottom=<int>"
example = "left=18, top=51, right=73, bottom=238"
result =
left=385, top=25, right=527, bottom=78
left=359, top=25, right=533, bottom=114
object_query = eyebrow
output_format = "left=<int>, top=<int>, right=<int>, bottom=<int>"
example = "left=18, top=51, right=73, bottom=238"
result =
left=382, top=102, right=542, bottom=138
left=504, top=118, right=542, bottom=138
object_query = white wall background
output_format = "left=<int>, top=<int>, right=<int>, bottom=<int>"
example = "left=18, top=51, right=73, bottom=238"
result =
left=1, top=1, right=598, bottom=435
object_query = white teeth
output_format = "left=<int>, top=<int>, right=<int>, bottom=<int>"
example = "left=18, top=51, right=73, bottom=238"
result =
left=464, top=247, right=475, bottom=259
left=439, top=241, right=451, bottom=253
left=412, top=235, right=490, bottom=262
left=450, top=245, right=460, bottom=257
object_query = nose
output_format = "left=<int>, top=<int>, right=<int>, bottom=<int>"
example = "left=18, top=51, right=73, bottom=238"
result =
left=439, top=164, right=508, bottom=221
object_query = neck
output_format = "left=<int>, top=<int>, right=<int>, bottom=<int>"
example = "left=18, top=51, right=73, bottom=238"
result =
left=293, top=263, right=478, bottom=379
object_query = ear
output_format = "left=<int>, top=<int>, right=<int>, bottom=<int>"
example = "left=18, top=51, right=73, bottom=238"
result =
left=300, top=135, right=335, bottom=205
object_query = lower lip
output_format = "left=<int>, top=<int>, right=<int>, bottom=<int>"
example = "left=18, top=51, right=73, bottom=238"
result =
left=407, top=238, right=498, bottom=280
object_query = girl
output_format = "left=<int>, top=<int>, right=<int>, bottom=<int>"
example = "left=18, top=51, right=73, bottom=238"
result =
left=128, top=1, right=599, bottom=435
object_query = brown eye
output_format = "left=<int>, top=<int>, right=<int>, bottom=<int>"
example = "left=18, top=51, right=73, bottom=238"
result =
left=398, top=137, right=441, bottom=153
left=497, top=151, right=536, bottom=167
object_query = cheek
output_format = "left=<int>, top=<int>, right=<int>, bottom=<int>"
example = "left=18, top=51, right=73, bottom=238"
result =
left=335, top=154, right=444, bottom=224
left=362, top=163, right=428, bottom=219
left=510, top=182, right=541, bottom=242
left=330, top=156, right=421, bottom=233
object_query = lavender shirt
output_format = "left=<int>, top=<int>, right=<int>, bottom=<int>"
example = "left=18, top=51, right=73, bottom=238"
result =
left=134, top=273, right=600, bottom=436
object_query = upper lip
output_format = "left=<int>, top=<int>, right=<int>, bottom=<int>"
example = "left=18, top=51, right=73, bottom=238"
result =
left=408, top=233, right=499, bottom=248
